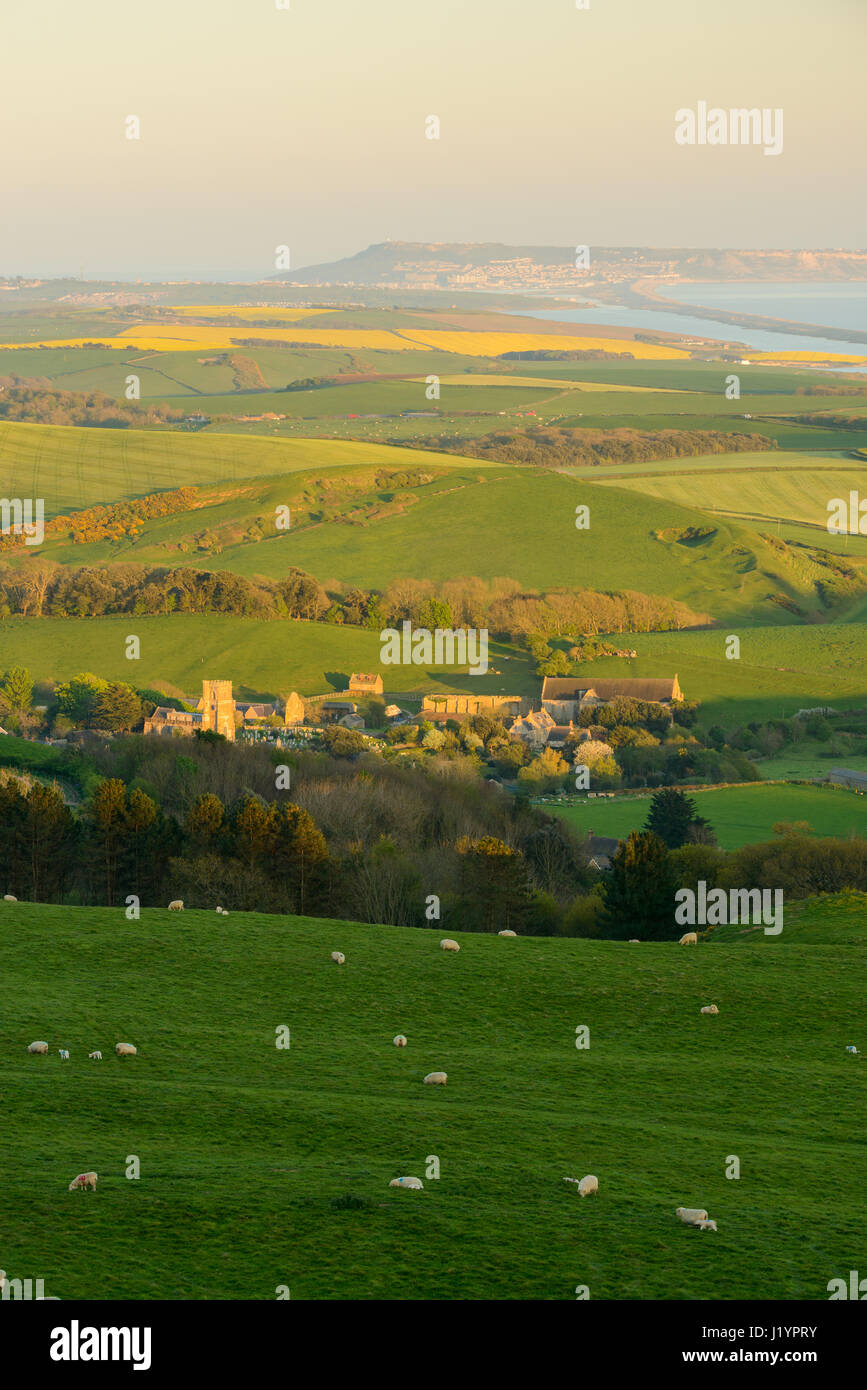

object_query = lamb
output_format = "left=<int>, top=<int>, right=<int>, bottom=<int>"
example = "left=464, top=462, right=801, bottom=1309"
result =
left=58, top=1049, right=70, bottom=1060
left=3, top=893, right=17, bottom=902
left=498, top=929, right=517, bottom=937
left=115, top=1042, right=137, bottom=1057
left=679, top=932, right=698, bottom=946
left=695, top=1219, right=718, bottom=1231
left=389, top=1176, right=423, bottom=1190
left=88, top=1051, right=102, bottom=1060
left=700, top=1005, right=719, bottom=1016
left=68, top=1172, right=97, bottom=1192
left=216, top=906, right=224, bottom=914
left=423, top=1071, right=447, bottom=1085
left=676, top=1206, right=709, bottom=1225
left=393, top=1034, right=407, bottom=1047
left=440, top=938, right=460, bottom=952
left=168, top=899, right=184, bottom=911
left=331, top=951, right=345, bottom=964
left=27, top=1041, right=49, bottom=1055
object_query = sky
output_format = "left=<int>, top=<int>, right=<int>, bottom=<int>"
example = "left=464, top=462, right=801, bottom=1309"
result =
left=0, top=0, right=864, bottom=279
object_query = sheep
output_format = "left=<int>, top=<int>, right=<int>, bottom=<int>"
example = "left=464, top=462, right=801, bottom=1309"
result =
left=68, top=1172, right=97, bottom=1192
left=58, top=1049, right=70, bottom=1060
left=564, top=1175, right=598, bottom=1196
left=393, top=1034, right=407, bottom=1047
left=3, top=893, right=17, bottom=902
left=27, top=1041, right=49, bottom=1055
left=695, top=1219, right=718, bottom=1231
left=168, top=899, right=184, bottom=911
left=440, top=938, right=460, bottom=952
left=700, top=1004, right=719, bottom=1016
left=423, top=1071, right=447, bottom=1085
left=498, top=930, right=517, bottom=937
left=389, top=1176, right=424, bottom=1190
left=679, top=932, right=698, bottom=946
left=88, top=1050, right=102, bottom=1060
left=115, top=1042, right=137, bottom=1057
left=216, top=906, right=224, bottom=914
left=331, top=951, right=345, bottom=964
left=0, top=1270, right=5, bottom=1292
left=628, top=938, right=640, bottom=943
left=676, top=1206, right=709, bottom=1225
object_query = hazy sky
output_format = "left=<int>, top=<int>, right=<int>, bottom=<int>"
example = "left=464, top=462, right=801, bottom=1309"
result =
left=1, top=0, right=864, bottom=278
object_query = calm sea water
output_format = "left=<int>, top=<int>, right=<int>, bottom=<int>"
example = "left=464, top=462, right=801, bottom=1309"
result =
left=516, top=282, right=867, bottom=361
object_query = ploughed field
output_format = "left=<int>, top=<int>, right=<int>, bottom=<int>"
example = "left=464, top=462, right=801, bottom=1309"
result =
left=2, top=899, right=864, bottom=1300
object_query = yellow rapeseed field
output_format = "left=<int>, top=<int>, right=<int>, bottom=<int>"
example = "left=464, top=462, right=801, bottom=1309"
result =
left=398, top=330, right=690, bottom=359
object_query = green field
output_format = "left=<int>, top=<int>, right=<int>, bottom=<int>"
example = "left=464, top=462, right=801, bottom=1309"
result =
left=2, top=898, right=864, bottom=1300
left=545, top=783, right=867, bottom=850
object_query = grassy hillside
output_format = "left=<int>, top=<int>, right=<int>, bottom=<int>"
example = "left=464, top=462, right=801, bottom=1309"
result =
left=546, top=783, right=867, bottom=851
left=0, top=422, right=499, bottom=516
left=0, top=615, right=538, bottom=697
left=2, top=899, right=864, bottom=1300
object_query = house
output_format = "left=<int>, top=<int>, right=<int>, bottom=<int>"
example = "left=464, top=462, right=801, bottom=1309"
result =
left=585, top=832, right=620, bottom=871
left=348, top=673, right=383, bottom=696
left=321, top=700, right=358, bottom=723
left=510, top=708, right=556, bottom=749
left=338, top=712, right=365, bottom=730
left=421, top=693, right=528, bottom=722
left=540, top=676, right=682, bottom=722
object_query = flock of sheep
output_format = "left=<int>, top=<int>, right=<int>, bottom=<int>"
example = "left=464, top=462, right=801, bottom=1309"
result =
left=26, top=1041, right=136, bottom=1195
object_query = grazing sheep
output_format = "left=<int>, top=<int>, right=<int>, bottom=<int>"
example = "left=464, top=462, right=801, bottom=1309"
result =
left=676, top=1206, right=709, bottom=1225
left=3, top=894, right=17, bottom=902
left=393, top=1034, right=407, bottom=1047
left=440, top=938, right=460, bottom=952
left=695, top=1219, right=718, bottom=1231
left=216, top=906, right=224, bottom=914
left=58, top=1049, right=70, bottom=1060
left=700, top=1005, right=719, bottom=1016
left=679, top=932, right=698, bottom=946
left=27, top=1041, right=49, bottom=1055
left=168, top=899, right=184, bottom=911
left=331, top=951, right=345, bottom=964
left=68, top=1172, right=97, bottom=1192
left=565, top=1175, right=598, bottom=1196
left=498, top=929, right=517, bottom=937
left=628, top=938, right=640, bottom=943
left=389, top=1176, right=423, bottom=1190
left=88, top=1051, right=102, bottom=1060
left=423, top=1071, right=447, bottom=1086
left=115, top=1042, right=137, bottom=1057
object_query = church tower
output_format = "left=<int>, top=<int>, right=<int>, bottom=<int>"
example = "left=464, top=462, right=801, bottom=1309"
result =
left=201, top=679, right=236, bottom=741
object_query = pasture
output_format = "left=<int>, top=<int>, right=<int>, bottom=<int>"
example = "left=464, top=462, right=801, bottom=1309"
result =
left=1, top=899, right=864, bottom=1300
left=545, top=783, right=867, bottom=851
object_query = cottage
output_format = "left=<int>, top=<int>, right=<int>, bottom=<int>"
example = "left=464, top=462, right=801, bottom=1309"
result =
left=540, top=676, right=682, bottom=722
left=348, top=673, right=383, bottom=696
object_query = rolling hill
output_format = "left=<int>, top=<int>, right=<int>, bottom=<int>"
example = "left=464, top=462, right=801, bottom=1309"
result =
left=2, top=898, right=864, bottom=1300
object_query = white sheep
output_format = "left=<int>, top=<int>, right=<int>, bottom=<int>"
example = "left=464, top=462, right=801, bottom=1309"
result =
left=676, top=1206, right=709, bottom=1225
left=700, top=1004, right=719, bottom=1016
left=679, top=932, right=698, bottom=946
left=498, top=930, right=517, bottom=937
left=423, top=1071, right=447, bottom=1085
left=58, top=1049, right=70, bottom=1060
left=115, top=1042, right=137, bottom=1057
left=628, top=938, right=640, bottom=943
left=440, top=938, right=460, bottom=952
left=88, top=1050, right=102, bottom=1060
left=168, top=899, right=184, bottom=911
left=68, top=1172, right=97, bottom=1192
left=3, top=893, right=17, bottom=902
left=216, top=906, right=224, bottom=914
left=564, top=1175, right=598, bottom=1196
left=27, top=1041, right=49, bottom=1055
left=389, top=1176, right=423, bottom=1190
left=695, top=1219, right=718, bottom=1231
left=331, top=951, right=345, bottom=964
left=0, top=1270, right=5, bottom=1291
left=393, top=1034, right=407, bottom=1047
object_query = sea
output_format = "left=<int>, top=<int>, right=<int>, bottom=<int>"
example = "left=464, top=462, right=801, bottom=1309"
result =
left=516, top=281, right=867, bottom=365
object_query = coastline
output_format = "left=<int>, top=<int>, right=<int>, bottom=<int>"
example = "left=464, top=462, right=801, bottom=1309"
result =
left=623, top=277, right=867, bottom=347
